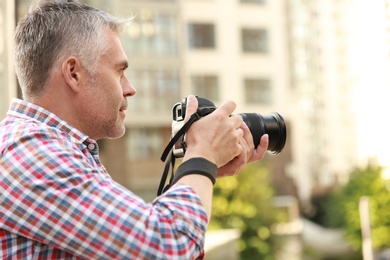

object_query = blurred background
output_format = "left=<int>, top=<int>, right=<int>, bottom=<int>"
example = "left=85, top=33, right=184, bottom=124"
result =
left=1, top=0, right=390, bottom=259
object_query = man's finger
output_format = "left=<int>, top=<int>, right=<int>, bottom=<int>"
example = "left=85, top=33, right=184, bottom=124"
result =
left=217, top=100, right=237, bottom=117
left=184, top=95, right=199, bottom=122
left=240, top=122, right=255, bottom=151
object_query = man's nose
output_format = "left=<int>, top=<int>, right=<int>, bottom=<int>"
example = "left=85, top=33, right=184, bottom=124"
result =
left=123, top=76, right=136, bottom=97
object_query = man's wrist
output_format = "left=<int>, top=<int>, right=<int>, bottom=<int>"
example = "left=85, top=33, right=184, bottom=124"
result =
left=172, top=157, right=217, bottom=185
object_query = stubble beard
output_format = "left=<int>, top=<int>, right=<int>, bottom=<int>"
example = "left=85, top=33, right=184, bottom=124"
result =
left=85, top=75, right=126, bottom=140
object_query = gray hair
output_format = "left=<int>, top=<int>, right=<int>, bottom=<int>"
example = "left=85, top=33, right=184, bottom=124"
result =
left=14, top=0, right=132, bottom=99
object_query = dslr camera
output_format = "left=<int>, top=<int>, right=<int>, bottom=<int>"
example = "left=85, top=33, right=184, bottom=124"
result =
left=171, top=96, right=287, bottom=157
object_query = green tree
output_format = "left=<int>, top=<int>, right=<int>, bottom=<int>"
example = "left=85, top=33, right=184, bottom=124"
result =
left=325, top=165, right=390, bottom=251
left=209, top=163, right=286, bottom=259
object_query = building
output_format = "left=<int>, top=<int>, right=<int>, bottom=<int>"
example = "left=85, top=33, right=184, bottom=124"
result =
left=0, top=0, right=17, bottom=118
left=178, top=0, right=295, bottom=199
left=387, top=0, right=390, bottom=59
left=286, top=0, right=358, bottom=208
left=349, top=0, right=390, bottom=175
left=1, top=0, right=366, bottom=206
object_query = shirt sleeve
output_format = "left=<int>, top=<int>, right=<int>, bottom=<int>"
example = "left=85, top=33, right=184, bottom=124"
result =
left=0, top=127, right=208, bottom=259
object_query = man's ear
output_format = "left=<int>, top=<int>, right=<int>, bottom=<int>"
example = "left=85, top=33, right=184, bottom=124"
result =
left=62, top=57, right=85, bottom=93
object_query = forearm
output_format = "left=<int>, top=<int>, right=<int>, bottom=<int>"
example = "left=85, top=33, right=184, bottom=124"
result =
left=175, top=175, right=214, bottom=220
left=175, top=152, right=217, bottom=220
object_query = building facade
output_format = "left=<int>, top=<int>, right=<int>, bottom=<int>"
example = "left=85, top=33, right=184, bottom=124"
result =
left=178, top=0, right=295, bottom=198
left=348, top=0, right=390, bottom=176
left=1, top=0, right=364, bottom=205
left=286, top=0, right=358, bottom=207
left=0, top=0, right=17, bottom=119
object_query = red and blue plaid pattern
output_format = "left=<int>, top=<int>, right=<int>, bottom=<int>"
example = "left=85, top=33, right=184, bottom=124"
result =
left=0, top=99, right=207, bottom=259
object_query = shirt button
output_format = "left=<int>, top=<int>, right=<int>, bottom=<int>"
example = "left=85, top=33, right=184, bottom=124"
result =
left=88, top=143, right=96, bottom=150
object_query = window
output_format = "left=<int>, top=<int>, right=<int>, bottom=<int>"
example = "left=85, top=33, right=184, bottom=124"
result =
left=241, top=28, right=268, bottom=53
left=127, top=68, right=180, bottom=112
left=126, top=127, right=166, bottom=161
left=124, top=11, right=178, bottom=56
left=188, top=23, right=216, bottom=49
left=244, top=78, right=272, bottom=104
left=190, top=75, right=219, bottom=101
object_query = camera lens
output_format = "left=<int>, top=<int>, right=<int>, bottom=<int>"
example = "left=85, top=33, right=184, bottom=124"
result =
left=239, top=112, right=287, bottom=154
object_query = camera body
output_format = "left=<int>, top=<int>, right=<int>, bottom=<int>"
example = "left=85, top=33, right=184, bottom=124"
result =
left=171, top=96, right=287, bottom=158
left=171, top=119, right=186, bottom=157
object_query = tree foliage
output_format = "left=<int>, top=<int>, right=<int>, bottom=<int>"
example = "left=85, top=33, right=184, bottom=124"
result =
left=323, top=165, right=390, bottom=251
left=209, top=163, right=286, bottom=259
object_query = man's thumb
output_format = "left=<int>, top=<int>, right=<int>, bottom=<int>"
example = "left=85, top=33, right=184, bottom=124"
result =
left=184, top=95, right=199, bottom=122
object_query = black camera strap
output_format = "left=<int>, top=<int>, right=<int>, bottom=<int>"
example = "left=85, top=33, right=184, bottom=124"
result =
left=157, top=107, right=215, bottom=196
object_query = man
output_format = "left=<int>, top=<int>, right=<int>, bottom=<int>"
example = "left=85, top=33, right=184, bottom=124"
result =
left=0, top=0, right=269, bottom=259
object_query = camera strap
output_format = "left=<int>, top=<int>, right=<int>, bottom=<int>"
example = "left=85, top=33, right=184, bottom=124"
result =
left=157, top=107, right=215, bottom=196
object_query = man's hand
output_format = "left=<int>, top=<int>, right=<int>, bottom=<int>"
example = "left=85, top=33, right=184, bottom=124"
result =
left=217, top=130, right=269, bottom=177
left=182, top=95, right=269, bottom=177
left=182, top=95, right=244, bottom=168
left=176, top=95, right=269, bottom=219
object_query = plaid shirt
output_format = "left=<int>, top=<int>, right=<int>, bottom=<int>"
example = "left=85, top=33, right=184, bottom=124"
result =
left=0, top=99, right=208, bottom=259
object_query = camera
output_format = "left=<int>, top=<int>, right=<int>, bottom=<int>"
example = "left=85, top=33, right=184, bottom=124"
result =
left=171, top=96, right=287, bottom=157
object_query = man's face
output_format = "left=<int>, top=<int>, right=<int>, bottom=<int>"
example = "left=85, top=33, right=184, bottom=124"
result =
left=80, top=28, right=136, bottom=140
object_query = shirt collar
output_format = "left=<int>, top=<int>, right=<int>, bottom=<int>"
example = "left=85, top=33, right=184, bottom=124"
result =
left=8, top=98, right=92, bottom=145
